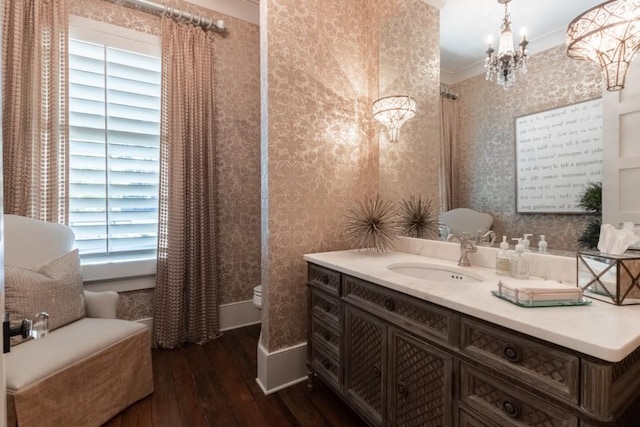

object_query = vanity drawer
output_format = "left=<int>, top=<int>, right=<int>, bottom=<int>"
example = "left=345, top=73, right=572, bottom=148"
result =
left=311, top=345, right=342, bottom=392
left=311, top=315, right=341, bottom=358
left=460, top=316, right=579, bottom=404
left=310, top=288, right=342, bottom=329
left=460, top=363, right=578, bottom=426
left=343, top=275, right=458, bottom=347
left=308, top=264, right=341, bottom=296
left=459, top=408, right=496, bottom=427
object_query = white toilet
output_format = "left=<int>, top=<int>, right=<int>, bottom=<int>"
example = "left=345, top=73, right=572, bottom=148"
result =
left=253, top=285, right=262, bottom=310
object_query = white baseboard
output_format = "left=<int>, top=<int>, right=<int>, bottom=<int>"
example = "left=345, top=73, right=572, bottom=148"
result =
left=131, top=300, right=260, bottom=335
left=256, top=341, right=308, bottom=395
left=220, top=300, right=262, bottom=331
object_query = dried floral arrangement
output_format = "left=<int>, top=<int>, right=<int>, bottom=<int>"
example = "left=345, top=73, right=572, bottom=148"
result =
left=397, top=195, right=440, bottom=239
left=344, top=195, right=397, bottom=253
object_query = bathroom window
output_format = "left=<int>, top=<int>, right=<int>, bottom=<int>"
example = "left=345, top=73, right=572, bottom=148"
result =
left=68, top=17, right=161, bottom=270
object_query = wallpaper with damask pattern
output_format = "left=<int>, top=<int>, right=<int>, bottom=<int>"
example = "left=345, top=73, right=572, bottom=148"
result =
left=118, top=289, right=154, bottom=320
left=68, top=0, right=261, bottom=320
left=262, top=0, right=440, bottom=351
left=452, top=45, right=603, bottom=252
left=378, top=1, right=440, bottom=207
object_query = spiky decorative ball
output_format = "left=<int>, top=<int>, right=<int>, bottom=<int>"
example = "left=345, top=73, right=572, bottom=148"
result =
left=397, top=195, right=439, bottom=239
left=344, top=195, right=397, bottom=253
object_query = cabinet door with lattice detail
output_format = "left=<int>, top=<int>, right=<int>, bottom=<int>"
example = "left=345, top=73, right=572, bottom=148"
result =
left=345, top=306, right=387, bottom=427
left=387, top=328, right=454, bottom=427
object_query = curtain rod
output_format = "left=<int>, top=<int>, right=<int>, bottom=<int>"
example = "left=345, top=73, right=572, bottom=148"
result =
left=115, top=0, right=228, bottom=35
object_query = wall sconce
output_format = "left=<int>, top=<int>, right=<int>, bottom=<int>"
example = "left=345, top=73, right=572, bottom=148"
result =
left=372, top=95, right=416, bottom=143
left=567, top=0, right=640, bottom=91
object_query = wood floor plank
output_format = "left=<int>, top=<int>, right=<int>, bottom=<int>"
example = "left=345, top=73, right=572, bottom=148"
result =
left=183, top=342, right=239, bottom=427
left=204, top=336, right=270, bottom=427
left=278, top=383, right=332, bottom=427
left=102, top=415, right=122, bottom=427
left=226, top=329, right=300, bottom=426
left=252, top=393, right=300, bottom=427
left=233, top=324, right=260, bottom=364
left=150, top=349, right=183, bottom=427
left=221, top=331, right=263, bottom=396
left=168, top=346, right=208, bottom=427
left=121, top=395, right=152, bottom=427
left=305, top=381, right=368, bottom=427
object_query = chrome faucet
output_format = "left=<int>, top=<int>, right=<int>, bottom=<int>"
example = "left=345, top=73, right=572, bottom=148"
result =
left=448, top=233, right=477, bottom=267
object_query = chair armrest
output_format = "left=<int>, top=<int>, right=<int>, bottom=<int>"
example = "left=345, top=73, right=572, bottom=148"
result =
left=84, top=290, right=119, bottom=319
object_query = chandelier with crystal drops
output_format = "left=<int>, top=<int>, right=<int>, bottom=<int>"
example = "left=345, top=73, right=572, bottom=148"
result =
left=485, top=0, right=529, bottom=88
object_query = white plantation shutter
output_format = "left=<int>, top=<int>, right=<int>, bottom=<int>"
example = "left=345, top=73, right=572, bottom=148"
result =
left=68, top=36, right=161, bottom=263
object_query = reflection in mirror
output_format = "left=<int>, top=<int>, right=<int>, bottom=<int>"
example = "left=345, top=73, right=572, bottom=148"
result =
left=439, top=208, right=493, bottom=238
left=441, top=44, right=602, bottom=252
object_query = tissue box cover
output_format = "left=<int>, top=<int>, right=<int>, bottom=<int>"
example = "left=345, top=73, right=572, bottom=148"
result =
left=577, top=251, right=640, bottom=305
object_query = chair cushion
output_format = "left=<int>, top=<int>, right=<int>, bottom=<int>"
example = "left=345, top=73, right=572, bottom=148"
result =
left=5, top=250, right=85, bottom=345
left=6, top=317, right=149, bottom=392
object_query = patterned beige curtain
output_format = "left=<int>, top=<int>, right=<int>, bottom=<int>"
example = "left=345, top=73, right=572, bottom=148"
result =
left=1, top=0, right=68, bottom=223
left=153, top=18, right=220, bottom=349
left=439, top=95, right=460, bottom=212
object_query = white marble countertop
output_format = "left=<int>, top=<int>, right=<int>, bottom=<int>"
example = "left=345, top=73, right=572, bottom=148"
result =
left=303, top=248, right=640, bottom=362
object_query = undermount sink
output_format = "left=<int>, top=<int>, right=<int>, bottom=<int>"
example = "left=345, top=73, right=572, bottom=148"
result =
left=387, top=262, right=484, bottom=283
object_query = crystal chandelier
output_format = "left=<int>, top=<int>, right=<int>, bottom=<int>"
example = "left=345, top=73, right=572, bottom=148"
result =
left=485, top=0, right=529, bottom=88
left=567, top=0, right=640, bottom=91
left=372, top=95, right=416, bottom=143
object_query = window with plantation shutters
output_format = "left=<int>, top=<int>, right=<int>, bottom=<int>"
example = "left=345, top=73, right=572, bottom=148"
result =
left=68, top=20, right=161, bottom=266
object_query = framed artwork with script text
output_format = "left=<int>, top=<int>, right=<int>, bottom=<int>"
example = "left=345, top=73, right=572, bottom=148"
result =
left=515, top=98, right=603, bottom=214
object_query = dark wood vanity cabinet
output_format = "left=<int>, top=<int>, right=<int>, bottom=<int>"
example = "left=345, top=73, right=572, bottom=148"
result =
left=344, top=306, right=387, bottom=426
left=306, top=263, right=640, bottom=426
left=388, top=328, right=453, bottom=426
left=342, top=304, right=454, bottom=427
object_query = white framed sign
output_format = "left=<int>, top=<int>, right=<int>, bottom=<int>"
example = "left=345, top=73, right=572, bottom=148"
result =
left=515, top=98, right=603, bottom=214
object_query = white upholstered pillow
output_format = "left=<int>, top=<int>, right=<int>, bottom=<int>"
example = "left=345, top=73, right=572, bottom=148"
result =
left=5, top=249, right=85, bottom=345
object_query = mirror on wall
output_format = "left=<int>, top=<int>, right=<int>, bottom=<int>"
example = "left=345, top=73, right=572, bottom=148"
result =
left=431, top=0, right=606, bottom=252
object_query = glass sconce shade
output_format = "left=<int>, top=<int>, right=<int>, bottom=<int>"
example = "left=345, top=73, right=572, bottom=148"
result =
left=372, top=95, right=416, bottom=143
left=567, top=0, right=640, bottom=91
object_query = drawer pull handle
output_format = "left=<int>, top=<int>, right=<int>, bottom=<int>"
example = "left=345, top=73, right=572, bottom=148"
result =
left=384, top=299, right=396, bottom=311
left=322, top=302, right=331, bottom=312
left=372, top=364, right=381, bottom=378
left=397, top=383, right=408, bottom=398
left=503, top=344, right=523, bottom=363
left=321, top=359, right=332, bottom=370
left=322, top=331, right=331, bottom=342
left=321, top=275, right=330, bottom=284
left=502, top=397, right=522, bottom=419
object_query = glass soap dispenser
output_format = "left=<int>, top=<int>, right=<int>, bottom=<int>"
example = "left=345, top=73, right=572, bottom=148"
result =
left=495, top=236, right=511, bottom=276
left=538, top=235, right=548, bottom=253
left=510, top=238, right=529, bottom=280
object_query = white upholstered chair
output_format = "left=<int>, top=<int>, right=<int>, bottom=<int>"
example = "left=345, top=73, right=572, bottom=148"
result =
left=439, top=208, right=493, bottom=238
left=3, top=214, right=153, bottom=427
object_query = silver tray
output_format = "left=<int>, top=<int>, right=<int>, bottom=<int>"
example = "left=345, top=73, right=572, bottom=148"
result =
left=491, top=290, right=592, bottom=308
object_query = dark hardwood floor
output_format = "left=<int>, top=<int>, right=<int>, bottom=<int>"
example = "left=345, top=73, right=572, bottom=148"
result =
left=103, top=324, right=367, bottom=427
